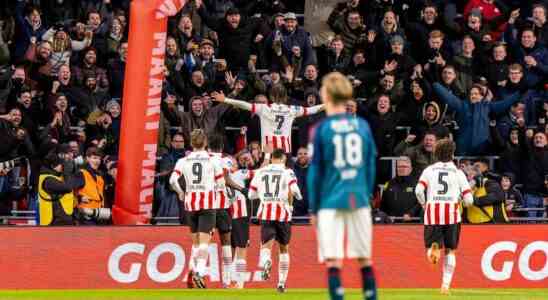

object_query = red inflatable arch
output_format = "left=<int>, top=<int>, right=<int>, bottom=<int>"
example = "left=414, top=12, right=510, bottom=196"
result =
left=112, top=0, right=187, bottom=225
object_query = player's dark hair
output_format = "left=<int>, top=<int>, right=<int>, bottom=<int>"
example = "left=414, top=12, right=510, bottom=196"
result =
left=434, top=139, right=455, bottom=162
left=270, top=84, right=288, bottom=104
left=208, top=134, right=224, bottom=152
left=272, top=149, right=286, bottom=160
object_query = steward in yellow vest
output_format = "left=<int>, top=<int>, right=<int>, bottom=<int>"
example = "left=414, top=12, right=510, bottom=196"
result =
left=38, top=153, right=76, bottom=226
left=73, top=147, right=109, bottom=225
left=466, top=175, right=509, bottom=224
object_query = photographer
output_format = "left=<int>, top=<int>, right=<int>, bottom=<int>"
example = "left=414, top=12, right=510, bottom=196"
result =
left=38, top=151, right=78, bottom=226
left=73, top=147, right=110, bottom=225
left=465, top=159, right=508, bottom=223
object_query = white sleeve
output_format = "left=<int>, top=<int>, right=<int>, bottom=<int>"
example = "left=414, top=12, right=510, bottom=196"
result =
left=292, top=104, right=325, bottom=118
left=458, top=171, right=474, bottom=206
left=224, top=98, right=253, bottom=111
left=213, top=161, right=226, bottom=185
left=415, top=169, right=429, bottom=206
left=169, top=160, right=184, bottom=195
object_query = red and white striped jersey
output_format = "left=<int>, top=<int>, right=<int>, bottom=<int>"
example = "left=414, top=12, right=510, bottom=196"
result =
left=248, top=163, right=300, bottom=222
left=251, top=103, right=323, bottom=153
left=209, top=152, right=233, bottom=209
left=227, top=169, right=254, bottom=219
left=416, top=161, right=472, bottom=225
left=172, top=150, right=225, bottom=212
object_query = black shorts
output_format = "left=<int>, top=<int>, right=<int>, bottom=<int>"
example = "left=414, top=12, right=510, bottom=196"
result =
left=261, top=220, right=291, bottom=245
left=424, top=223, right=461, bottom=250
left=187, top=209, right=216, bottom=233
left=215, top=209, right=232, bottom=234
left=231, top=217, right=250, bottom=248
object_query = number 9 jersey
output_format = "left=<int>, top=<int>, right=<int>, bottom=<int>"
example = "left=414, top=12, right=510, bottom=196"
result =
left=172, top=150, right=225, bottom=212
left=248, top=164, right=302, bottom=222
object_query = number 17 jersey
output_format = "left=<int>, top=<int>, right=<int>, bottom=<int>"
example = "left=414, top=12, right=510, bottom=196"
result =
left=307, top=114, right=377, bottom=214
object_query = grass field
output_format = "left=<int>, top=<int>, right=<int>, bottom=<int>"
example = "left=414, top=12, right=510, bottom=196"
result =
left=0, top=289, right=546, bottom=300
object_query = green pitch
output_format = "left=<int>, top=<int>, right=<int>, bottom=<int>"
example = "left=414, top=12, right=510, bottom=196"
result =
left=0, top=289, right=546, bottom=300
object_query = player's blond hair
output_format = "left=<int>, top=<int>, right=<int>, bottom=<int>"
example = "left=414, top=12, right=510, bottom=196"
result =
left=190, top=129, right=207, bottom=150
left=322, top=72, right=353, bottom=105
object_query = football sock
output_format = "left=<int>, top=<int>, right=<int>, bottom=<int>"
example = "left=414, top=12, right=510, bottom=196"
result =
left=196, top=243, right=209, bottom=277
left=189, top=245, right=198, bottom=271
left=221, top=246, right=232, bottom=286
left=442, top=253, right=456, bottom=290
left=235, top=258, right=247, bottom=287
left=278, top=253, right=290, bottom=286
left=259, top=248, right=271, bottom=268
left=361, top=266, right=377, bottom=300
left=327, top=267, right=344, bottom=300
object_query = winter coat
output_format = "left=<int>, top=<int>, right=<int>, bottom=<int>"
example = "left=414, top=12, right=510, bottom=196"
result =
left=433, top=82, right=521, bottom=155
left=381, top=175, right=421, bottom=217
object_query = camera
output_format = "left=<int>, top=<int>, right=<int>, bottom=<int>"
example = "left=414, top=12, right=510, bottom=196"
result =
left=79, top=207, right=112, bottom=222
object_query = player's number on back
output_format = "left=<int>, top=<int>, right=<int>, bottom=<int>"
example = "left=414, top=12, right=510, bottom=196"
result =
left=262, top=174, right=281, bottom=198
left=333, top=133, right=362, bottom=168
left=192, top=163, right=203, bottom=184
left=275, top=115, right=285, bottom=130
left=437, top=172, right=448, bottom=195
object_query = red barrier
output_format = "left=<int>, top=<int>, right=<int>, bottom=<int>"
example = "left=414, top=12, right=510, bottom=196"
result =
left=0, top=225, right=546, bottom=289
left=113, top=0, right=186, bottom=225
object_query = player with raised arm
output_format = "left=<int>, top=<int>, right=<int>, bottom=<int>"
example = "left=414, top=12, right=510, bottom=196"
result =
left=248, top=149, right=302, bottom=293
left=307, top=72, right=378, bottom=300
left=414, top=139, right=474, bottom=295
left=169, top=129, right=225, bottom=289
left=211, top=86, right=324, bottom=154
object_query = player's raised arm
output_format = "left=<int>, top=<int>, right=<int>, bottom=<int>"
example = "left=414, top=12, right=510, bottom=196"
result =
left=211, top=91, right=253, bottom=111
left=294, top=104, right=325, bottom=118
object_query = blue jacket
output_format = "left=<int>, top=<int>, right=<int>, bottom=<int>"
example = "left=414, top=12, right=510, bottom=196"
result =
left=505, top=24, right=548, bottom=87
left=433, top=83, right=521, bottom=155
left=14, top=0, right=47, bottom=61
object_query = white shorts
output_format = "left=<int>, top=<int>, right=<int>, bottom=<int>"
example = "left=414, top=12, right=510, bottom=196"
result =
left=317, top=207, right=372, bottom=263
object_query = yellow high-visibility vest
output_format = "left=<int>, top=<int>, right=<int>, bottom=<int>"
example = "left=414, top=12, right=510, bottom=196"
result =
left=38, top=174, right=74, bottom=226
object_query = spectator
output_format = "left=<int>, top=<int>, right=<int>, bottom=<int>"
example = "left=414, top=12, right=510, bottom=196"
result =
left=490, top=119, right=522, bottom=184
left=291, top=146, right=309, bottom=218
left=41, top=24, right=93, bottom=76
left=505, top=24, right=548, bottom=88
left=198, top=5, right=270, bottom=72
left=380, top=156, right=421, bottom=221
left=72, top=47, right=109, bottom=92
left=363, top=94, right=400, bottom=157
left=500, top=172, right=523, bottom=218
left=394, top=131, right=437, bottom=177
left=518, top=125, right=548, bottom=219
left=327, top=7, right=367, bottom=54
left=325, top=36, right=351, bottom=74
left=13, top=2, right=47, bottom=62
left=414, top=101, right=450, bottom=140
left=178, top=95, right=233, bottom=147
left=433, top=82, right=522, bottom=155
left=496, top=101, right=524, bottom=140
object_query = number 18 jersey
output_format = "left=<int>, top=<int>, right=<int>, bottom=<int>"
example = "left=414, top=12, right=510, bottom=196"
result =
left=307, top=114, right=377, bottom=214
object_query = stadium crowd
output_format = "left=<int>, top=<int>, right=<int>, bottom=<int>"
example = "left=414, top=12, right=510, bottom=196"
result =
left=0, top=0, right=547, bottom=225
